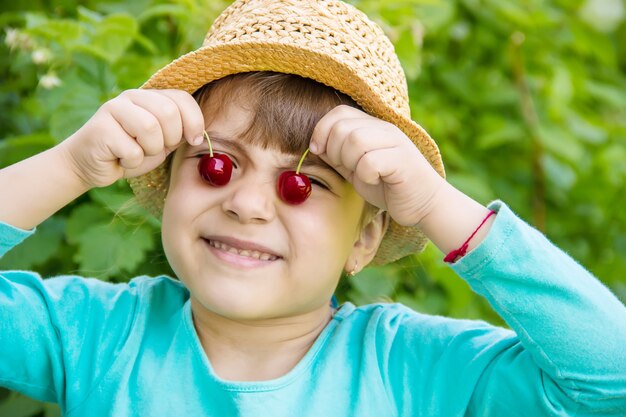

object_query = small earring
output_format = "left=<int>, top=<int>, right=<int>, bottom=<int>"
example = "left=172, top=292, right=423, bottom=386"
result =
left=347, top=260, right=358, bottom=277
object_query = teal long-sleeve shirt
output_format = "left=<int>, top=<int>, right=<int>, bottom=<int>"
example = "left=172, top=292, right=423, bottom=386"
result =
left=1, top=201, right=625, bottom=416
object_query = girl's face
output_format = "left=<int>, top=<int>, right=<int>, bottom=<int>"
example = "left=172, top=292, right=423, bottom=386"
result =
left=161, top=99, right=368, bottom=320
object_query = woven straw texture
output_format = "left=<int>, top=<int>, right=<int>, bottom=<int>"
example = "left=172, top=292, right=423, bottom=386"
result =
left=128, top=0, right=445, bottom=265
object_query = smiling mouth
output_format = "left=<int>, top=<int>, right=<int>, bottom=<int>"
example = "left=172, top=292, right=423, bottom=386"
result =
left=203, top=238, right=280, bottom=261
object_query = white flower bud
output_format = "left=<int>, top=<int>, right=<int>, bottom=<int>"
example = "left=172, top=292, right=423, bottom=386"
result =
left=4, top=28, right=19, bottom=49
left=32, top=48, right=51, bottom=64
left=40, top=73, right=62, bottom=89
left=580, top=0, right=625, bottom=33
left=4, top=27, right=34, bottom=51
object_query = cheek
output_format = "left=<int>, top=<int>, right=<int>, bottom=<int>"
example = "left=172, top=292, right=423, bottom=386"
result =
left=162, top=188, right=188, bottom=236
left=161, top=200, right=185, bottom=271
left=288, top=200, right=361, bottom=262
left=165, top=161, right=206, bottom=216
left=161, top=168, right=199, bottom=268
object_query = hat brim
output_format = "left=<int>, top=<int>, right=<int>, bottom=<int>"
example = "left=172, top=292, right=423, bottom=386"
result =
left=129, top=40, right=445, bottom=265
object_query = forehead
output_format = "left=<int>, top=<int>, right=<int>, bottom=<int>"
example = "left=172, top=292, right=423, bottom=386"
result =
left=193, top=72, right=361, bottom=156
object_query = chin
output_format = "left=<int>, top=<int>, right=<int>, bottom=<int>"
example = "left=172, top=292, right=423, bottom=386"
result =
left=192, top=286, right=283, bottom=320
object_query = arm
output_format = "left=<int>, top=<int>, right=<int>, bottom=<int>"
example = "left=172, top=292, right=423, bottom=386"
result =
left=0, top=88, right=205, bottom=405
left=413, top=154, right=626, bottom=414
left=441, top=198, right=626, bottom=415
left=309, top=105, right=626, bottom=415
left=0, top=264, right=141, bottom=407
left=376, top=200, right=625, bottom=417
left=0, top=89, right=205, bottom=231
left=0, top=145, right=89, bottom=230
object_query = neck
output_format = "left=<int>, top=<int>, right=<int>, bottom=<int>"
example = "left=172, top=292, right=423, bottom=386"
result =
left=190, top=299, right=336, bottom=381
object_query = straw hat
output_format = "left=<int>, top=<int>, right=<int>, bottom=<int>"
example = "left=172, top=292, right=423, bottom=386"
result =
left=128, top=0, right=445, bottom=265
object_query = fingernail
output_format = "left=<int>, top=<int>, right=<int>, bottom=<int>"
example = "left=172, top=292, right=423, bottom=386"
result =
left=192, top=135, right=204, bottom=146
left=309, top=143, right=318, bottom=154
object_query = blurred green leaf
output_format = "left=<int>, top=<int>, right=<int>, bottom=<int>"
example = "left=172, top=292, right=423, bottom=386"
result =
left=73, top=221, right=155, bottom=279
left=395, top=26, right=422, bottom=80
left=348, top=265, right=399, bottom=304
left=88, top=181, right=161, bottom=226
left=0, top=217, right=65, bottom=270
left=90, top=13, right=138, bottom=62
left=0, top=392, right=44, bottom=417
left=24, top=14, right=83, bottom=44
left=538, top=124, right=585, bottom=164
left=138, top=4, right=190, bottom=23
left=44, top=401, right=62, bottom=417
left=0, top=132, right=56, bottom=167
left=476, top=116, right=526, bottom=150
left=543, top=154, right=577, bottom=191
left=584, top=80, right=626, bottom=109
left=77, top=6, right=104, bottom=25
left=66, top=203, right=112, bottom=245
left=410, top=0, right=455, bottom=33
left=447, top=173, right=495, bottom=203
left=48, top=71, right=102, bottom=142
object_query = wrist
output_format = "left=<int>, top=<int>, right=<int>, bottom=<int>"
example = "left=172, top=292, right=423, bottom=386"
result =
left=54, top=141, right=93, bottom=195
left=443, top=209, right=495, bottom=263
left=417, top=183, right=495, bottom=256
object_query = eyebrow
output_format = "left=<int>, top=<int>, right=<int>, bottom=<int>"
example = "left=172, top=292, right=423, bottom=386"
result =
left=198, top=132, right=246, bottom=155
left=279, top=152, right=344, bottom=182
left=199, top=132, right=345, bottom=182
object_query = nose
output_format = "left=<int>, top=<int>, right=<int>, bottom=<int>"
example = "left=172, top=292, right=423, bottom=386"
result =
left=221, top=174, right=277, bottom=224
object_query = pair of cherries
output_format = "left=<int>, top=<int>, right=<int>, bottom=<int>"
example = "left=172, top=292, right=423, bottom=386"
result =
left=197, top=132, right=312, bottom=205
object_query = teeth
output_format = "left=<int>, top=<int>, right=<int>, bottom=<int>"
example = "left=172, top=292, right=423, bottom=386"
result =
left=208, top=240, right=277, bottom=261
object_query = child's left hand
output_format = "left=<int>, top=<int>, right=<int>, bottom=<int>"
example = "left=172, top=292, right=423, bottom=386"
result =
left=310, top=105, right=446, bottom=227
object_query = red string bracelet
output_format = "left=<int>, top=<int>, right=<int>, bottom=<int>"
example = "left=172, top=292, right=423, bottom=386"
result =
left=443, top=210, right=496, bottom=263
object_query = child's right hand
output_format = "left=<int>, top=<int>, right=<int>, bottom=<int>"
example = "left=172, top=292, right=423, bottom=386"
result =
left=60, top=89, right=205, bottom=189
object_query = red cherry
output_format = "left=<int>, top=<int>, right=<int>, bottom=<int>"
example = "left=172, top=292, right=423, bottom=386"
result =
left=277, top=148, right=312, bottom=204
left=198, top=153, right=232, bottom=186
left=197, top=131, right=232, bottom=186
left=277, top=171, right=311, bottom=204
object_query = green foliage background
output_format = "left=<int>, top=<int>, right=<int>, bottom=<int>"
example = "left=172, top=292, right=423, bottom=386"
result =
left=1, top=0, right=625, bottom=415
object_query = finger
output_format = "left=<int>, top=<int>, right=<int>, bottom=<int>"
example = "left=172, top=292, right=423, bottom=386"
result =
left=324, top=118, right=367, bottom=168
left=313, top=151, right=354, bottom=183
left=123, top=151, right=170, bottom=178
left=354, top=147, right=402, bottom=186
left=312, top=150, right=353, bottom=180
left=338, top=127, right=398, bottom=173
left=332, top=164, right=354, bottom=183
left=310, top=105, right=365, bottom=155
left=104, top=120, right=146, bottom=170
left=123, top=90, right=183, bottom=152
left=158, top=89, right=206, bottom=146
left=107, top=100, right=165, bottom=157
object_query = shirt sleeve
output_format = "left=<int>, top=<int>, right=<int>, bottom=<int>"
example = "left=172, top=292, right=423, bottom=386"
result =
left=0, top=220, right=35, bottom=257
left=0, top=218, right=142, bottom=408
left=451, top=201, right=626, bottom=416
left=0, top=271, right=142, bottom=408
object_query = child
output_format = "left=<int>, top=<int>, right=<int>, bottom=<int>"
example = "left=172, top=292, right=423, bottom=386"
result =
left=1, top=0, right=625, bottom=416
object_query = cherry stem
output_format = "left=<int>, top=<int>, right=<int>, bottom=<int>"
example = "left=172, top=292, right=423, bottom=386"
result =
left=296, top=148, right=310, bottom=174
left=203, top=131, right=214, bottom=157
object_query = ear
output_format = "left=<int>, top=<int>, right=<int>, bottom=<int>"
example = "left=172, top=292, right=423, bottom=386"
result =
left=345, top=210, right=390, bottom=275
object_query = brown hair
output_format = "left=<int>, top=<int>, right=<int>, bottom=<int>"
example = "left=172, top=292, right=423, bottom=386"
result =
left=193, top=71, right=358, bottom=154
left=183, top=71, right=380, bottom=227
